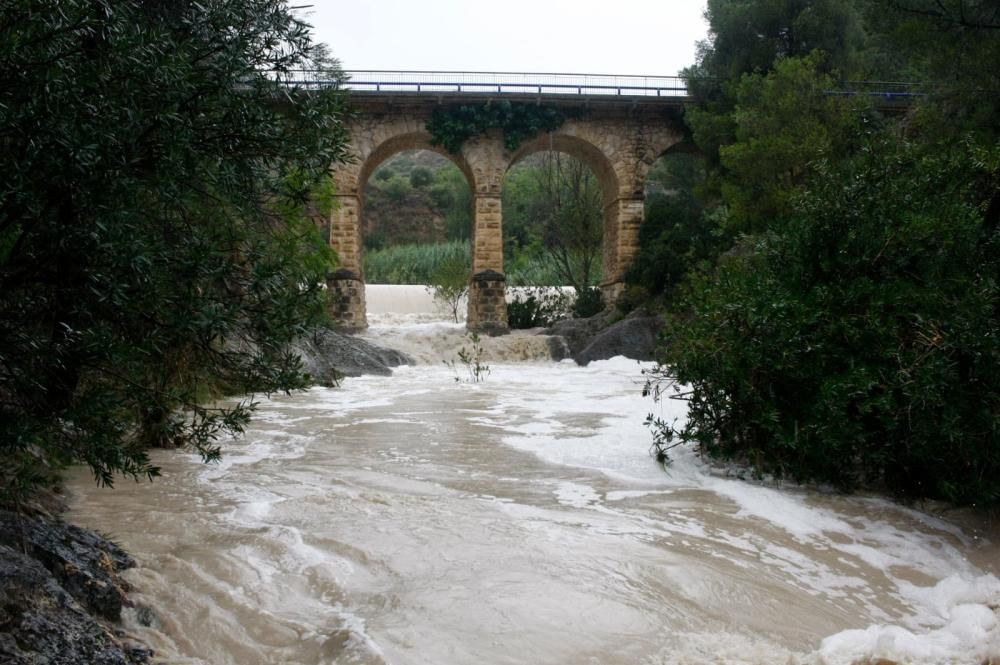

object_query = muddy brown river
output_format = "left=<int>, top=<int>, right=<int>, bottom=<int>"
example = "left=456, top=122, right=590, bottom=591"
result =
left=66, top=287, right=1000, bottom=664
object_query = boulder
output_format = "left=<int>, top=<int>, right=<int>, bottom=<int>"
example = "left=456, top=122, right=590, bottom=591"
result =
left=294, top=327, right=412, bottom=382
left=544, top=310, right=617, bottom=360
left=573, top=315, right=663, bottom=365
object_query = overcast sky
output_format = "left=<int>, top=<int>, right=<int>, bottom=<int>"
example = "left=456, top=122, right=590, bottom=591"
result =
left=301, top=1, right=709, bottom=76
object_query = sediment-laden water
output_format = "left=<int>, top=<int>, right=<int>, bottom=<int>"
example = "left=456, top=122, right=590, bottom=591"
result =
left=66, top=287, right=1000, bottom=664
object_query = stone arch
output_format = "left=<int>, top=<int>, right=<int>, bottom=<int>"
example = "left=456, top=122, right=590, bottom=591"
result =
left=508, top=133, right=621, bottom=208
left=328, top=121, right=478, bottom=331
left=506, top=130, right=638, bottom=304
left=357, top=132, right=475, bottom=196
left=504, top=133, right=618, bottom=300
left=356, top=132, right=475, bottom=263
left=633, top=136, right=695, bottom=195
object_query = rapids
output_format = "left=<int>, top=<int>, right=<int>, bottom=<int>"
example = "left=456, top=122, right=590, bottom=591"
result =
left=66, top=286, right=1000, bottom=664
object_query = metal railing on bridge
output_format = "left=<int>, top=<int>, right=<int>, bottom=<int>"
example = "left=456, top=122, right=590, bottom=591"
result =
left=286, top=70, right=690, bottom=97
left=279, top=70, right=925, bottom=102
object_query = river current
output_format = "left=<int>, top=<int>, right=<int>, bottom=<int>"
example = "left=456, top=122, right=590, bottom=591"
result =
left=67, top=286, right=1000, bottom=664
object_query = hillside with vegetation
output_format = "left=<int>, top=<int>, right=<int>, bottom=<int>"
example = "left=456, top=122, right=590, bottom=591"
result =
left=363, top=151, right=604, bottom=294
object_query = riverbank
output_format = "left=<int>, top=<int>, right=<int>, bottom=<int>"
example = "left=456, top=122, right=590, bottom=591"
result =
left=0, top=502, right=154, bottom=664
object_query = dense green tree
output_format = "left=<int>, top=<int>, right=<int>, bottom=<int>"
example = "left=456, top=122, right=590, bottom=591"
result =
left=684, top=0, right=871, bottom=164
left=644, top=0, right=1000, bottom=506
left=689, top=0, right=868, bottom=83
left=716, top=53, right=870, bottom=232
left=0, top=0, right=349, bottom=502
left=650, top=139, right=1000, bottom=504
left=867, top=1, right=1000, bottom=150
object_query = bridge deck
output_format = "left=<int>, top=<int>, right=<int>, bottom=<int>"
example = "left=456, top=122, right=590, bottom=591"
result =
left=283, top=70, right=923, bottom=109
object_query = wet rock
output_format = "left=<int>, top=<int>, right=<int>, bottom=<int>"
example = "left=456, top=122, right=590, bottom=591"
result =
left=0, top=511, right=152, bottom=664
left=544, top=308, right=663, bottom=364
left=293, top=327, right=412, bottom=382
left=544, top=310, right=617, bottom=360
left=572, top=315, right=663, bottom=365
left=133, top=605, right=159, bottom=629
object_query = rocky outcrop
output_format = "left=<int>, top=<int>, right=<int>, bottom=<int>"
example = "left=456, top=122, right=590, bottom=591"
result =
left=544, top=310, right=618, bottom=360
left=545, top=308, right=663, bottom=365
left=0, top=510, right=152, bottom=665
left=572, top=315, right=663, bottom=365
left=294, top=327, right=412, bottom=383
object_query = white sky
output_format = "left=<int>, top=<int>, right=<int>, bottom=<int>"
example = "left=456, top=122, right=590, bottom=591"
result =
left=301, top=1, right=709, bottom=76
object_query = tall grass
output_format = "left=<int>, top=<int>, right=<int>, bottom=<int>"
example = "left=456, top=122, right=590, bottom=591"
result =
left=364, top=240, right=469, bottom=284
left=364, top=240, right=600, bottom=287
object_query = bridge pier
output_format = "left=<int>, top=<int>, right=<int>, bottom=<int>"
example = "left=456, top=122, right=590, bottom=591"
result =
left=327, top=268, right=367, bottom=332
left=467, top=269, right=508, bottom=335
left=601, top=195, right=645, bottom=307
left=467, top=194, right=508, bottom=334
left=329, top=193, right=368, bottom=330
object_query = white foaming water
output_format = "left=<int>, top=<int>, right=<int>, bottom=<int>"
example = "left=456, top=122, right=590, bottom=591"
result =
left=65, top=292, right=1000, bottom=665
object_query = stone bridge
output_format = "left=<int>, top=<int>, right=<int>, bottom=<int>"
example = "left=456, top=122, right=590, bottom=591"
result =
left=324, top=72, right=691, bottom=332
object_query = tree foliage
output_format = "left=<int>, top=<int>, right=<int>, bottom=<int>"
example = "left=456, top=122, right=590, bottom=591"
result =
left=691, top=0, right=867, bottom=81
left=642, top=0, right=1000, bottom=506
left=626, top=147, right=727, bottom=306
left=716, top=53, right=871, bottom=232
left=427, top=253, right=470, bottom=323
left=0, top=0, right=349, bottom=502
left=651, top=140, right=1000, bottom=504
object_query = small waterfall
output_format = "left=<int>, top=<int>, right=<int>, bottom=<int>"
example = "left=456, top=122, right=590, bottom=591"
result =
left=363, top=284, right=561, bottom=364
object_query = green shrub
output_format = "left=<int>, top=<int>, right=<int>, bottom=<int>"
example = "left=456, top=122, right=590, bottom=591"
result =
left=572, top=287, right=604, bottom=319
left=428, top=253, right=469, bottom=323
left=506, top=288, right=572, bottom=328
left=409, top=166, right=433, bottom=188
left=650, top=140, right=1000, bottom=506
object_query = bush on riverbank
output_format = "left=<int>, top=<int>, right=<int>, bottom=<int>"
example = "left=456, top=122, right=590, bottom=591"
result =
left=0, top=1, right=348, bottom=503
left=649, top=140, right=1000, bottom=505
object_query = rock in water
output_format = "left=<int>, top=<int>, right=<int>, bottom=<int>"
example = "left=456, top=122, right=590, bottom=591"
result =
left=545, top=310, right=617, bottom=360
left=545, top=310, right=663, bottom=365
left=294, top=327, right=413, bottom=383
left=573, top=315, right=663, bottom=365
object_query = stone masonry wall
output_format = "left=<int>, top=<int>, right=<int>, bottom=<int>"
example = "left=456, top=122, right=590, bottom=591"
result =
left=327, top=100, right=687, bottom=332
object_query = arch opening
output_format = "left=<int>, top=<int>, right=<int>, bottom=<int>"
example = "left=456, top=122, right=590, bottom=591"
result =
left=504, top=132, right=622, bottom=313
left=502, top=149, right=605, bottom=297
left=624, top=148, right=714, bottom=302
left=359, top=147, right=474, bottom=326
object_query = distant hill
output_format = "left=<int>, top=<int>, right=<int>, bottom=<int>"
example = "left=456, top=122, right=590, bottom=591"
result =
left=362, top=150, right=470, bottom=249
